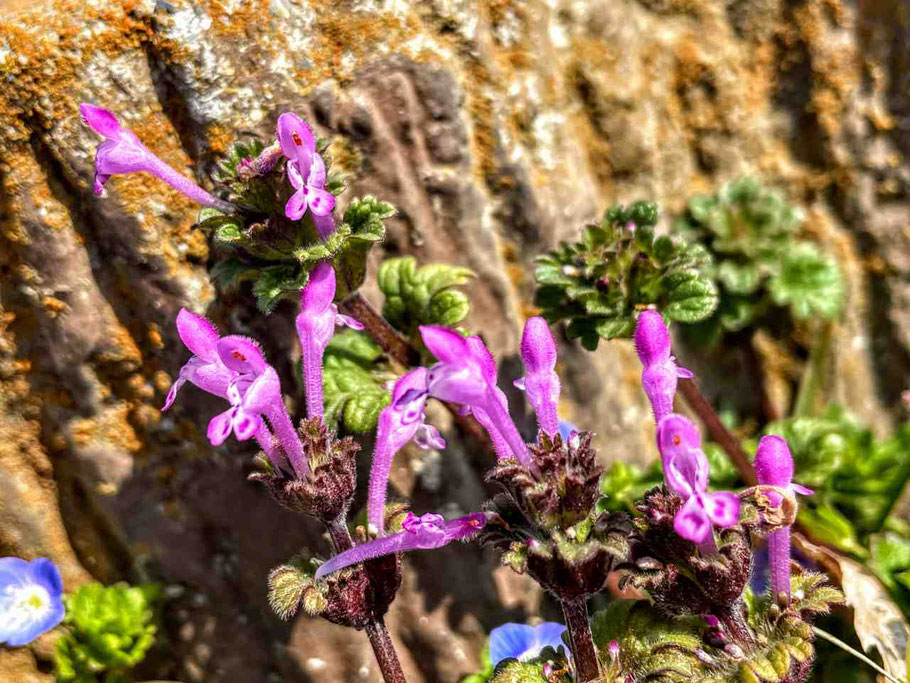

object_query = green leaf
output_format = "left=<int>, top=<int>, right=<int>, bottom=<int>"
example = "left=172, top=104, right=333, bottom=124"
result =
left=663, top=269, right=719, bottom=323
left=323, top=331, right=393, bottom=433
left=378, top=256, right=474, bottom=339
left=55, top=582, right=159, bottom=682
left=716, top=260, right=762, bottom=295
left=768, top=242, right=843, bottom=320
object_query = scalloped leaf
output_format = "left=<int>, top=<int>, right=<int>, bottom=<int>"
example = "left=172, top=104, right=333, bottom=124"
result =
left=323, top=331, right=392, bottom=433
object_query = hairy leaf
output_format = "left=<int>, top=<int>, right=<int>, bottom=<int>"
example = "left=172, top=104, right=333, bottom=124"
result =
left=322, top=331, right=393, bottom=433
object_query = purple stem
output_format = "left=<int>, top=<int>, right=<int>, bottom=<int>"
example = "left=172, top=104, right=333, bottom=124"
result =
left=264, top=402, right=308, bottom=478
left=560, top=598, right=600, bottom=683
left=148, top=157, right=236, bottom=212
left=768, top=527, right=791, bottom=603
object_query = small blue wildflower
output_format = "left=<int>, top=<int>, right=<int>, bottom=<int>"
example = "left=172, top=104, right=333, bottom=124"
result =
left=0, top=557, right=65, bottom=647
left=557, top=420, right=578, bottom=442
left=488, top=622, right=567, bottom=667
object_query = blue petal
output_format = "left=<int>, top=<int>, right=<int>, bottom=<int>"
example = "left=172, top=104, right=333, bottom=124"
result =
left=528, top=622, right=567, bottom=656
left=489, top=622, right=567, bottom=666
left=4, top=599, right=65, bottom=647
left=557, top=421, right=578, bottom=441
left=489, top=624, right=536, bottom=666
left=0, top=557, right=30, bottom=589
left=29, top=558, right=63, bottom=601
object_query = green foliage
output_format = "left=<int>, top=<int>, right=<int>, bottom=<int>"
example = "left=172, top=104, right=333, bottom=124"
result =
left=198, top=139, right=394, bottom=313
left=589, top=575, right=842, bottom=682
left=489, top=645, right=571, bottom=683
left=54, top=582, right=160, bottom=683
left=378, top=257, right=474, bottom=340
left=869, top=531, right=910, bottom=615
left=675, top=177, right=843, bottom=343
left=533, top=201, right=718, bottom=350
left=322, top=330, right=393, bottom=433
left=764, top=406, right=910, bottom=551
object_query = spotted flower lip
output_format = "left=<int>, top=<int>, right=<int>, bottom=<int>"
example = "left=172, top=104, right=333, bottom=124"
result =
left=657, top=414, right=740, bottom=544
left=489, top=622, right=567, bottom=667
left=0, top=557, right=65, bottom=647
left=367, top=368, right=445, bottom=534
left=295, top=262, right=362, bottom=419
left=515, top=316, right=561, bottom=437
left=164, top=310, right=306, bottom=477
left=80, top=104, right=235, bottom=212
left=417, top=326, right=533, bottom=468
left=276, top=111, right=335, bottom=237
left=314, top=512, right=487, bottom=579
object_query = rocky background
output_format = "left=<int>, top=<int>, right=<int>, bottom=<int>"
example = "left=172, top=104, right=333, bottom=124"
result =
left=0, top=0, right=908, bottom=680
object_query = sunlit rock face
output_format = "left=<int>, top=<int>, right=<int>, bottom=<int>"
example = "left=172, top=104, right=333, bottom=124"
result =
left=0, top=0, right=907, bottom=680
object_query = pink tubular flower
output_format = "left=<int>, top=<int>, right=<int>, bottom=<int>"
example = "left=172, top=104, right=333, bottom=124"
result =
left=754, top=435, right=813, bottom=602
left=514, top=316, right=561, bottom=437
left=367, top=368, right=446, bottom=535
left=634, top=310, right=692, bottom=423
left=657, top=414, right=740, bottom=547
left=295, top=263, right=362, bottom=419
left=163, top=310, right=307, bottom=478
left=314, top=512, right=487, bottom=579
left=80, top=104, right=235, bottom=212
left=276, top=112, right=335, bottom=238
left=417, top=326, right=533, bottom=468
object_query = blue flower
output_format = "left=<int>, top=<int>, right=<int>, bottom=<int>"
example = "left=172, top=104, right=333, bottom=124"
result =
left=557, top=421, right=578, bottom=442
left=0, top=557, right=65, bottom=647
left=489, top=622, right=567, bottom=667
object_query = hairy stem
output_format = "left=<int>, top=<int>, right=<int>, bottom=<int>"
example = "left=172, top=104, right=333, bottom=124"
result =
left=677, top=378, right=757, bottom=485
left=326, top=518, right=407, bottom=683
left=716, top=600, right=754, bottom=647
left=339, top=292, right=419, bottom=366
left=149, top=156, right=236, bottom=212
left=561, top=598, right=600, bottom=683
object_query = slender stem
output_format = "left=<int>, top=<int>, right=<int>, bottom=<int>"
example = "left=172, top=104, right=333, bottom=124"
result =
left=716, top=601, right=754, bottom=646
left=326, top=518, right=407, bottom=683
left=365, top=619, right=407, bottom=683
left=812, top=627, right=904, bottom=683
left=339, top=292, right=419, bottom=367
left=793, top=320, right=833, bottom=419
left=678, top=378, right=757, bottom=485
left=560, top=598, right=600, bottom=683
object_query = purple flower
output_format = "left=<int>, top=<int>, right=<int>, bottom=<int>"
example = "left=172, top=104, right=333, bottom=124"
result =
left=634, top=311, right=692, bottom=423
left=314, top=512, right=487, bottom=579
left=80, top=104, right=234, bottom=212
left=417, top=326, right=533, bottom=468
left=514, top=317, right=561, bottom=437
left=367, top=368, right=445, bottom=534
left=754, top=435, right=813, bottom=602
left=164, top=310, right=307, bottom=477
left=276, top=112, right=335, bottom=238
left=489, top=622, right=567, bottom=667
left=295, top=262, right=362, bottom=419
left=656, top=414, right=740, bottom=546
left=0, top=558, right=64, bottom=647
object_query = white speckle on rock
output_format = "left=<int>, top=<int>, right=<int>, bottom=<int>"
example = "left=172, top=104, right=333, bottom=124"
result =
left=304, top=657, right=326, bottom=672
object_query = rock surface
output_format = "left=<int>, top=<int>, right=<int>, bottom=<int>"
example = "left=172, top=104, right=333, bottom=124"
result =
left=0, top=0, right=908, bottom=680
